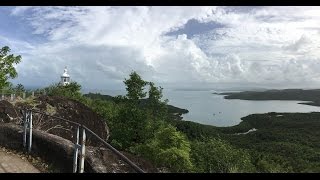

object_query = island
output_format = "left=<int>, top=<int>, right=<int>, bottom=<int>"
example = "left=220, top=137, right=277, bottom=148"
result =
left=217, top=89, right=320, bottom=107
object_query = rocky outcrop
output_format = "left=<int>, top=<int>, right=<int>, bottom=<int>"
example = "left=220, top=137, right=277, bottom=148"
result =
left=0, top=96, right=156, bottom=173
left=1, top=96, right=109, bottom=146
left=0, top=123, right=74, bottom=172
left=85, top=147, right=158, bottom=173
left=0, top=123, right=152, bottom=173
left=0, top=100, right=21, bottom=124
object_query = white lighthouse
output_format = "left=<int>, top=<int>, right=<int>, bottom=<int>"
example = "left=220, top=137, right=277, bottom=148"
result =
left=60, top=66, right=70, bottom=86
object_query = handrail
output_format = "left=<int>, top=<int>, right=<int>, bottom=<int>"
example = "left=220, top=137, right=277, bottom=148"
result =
left=83, top=126, right=145, bottom=173
left=31, top=109, right=82, bottom=127
left=0, top=105, right=145, bottom=173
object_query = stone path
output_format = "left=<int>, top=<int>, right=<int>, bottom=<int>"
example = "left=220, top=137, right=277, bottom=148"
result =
left=0, top=150, right=40, bottom=173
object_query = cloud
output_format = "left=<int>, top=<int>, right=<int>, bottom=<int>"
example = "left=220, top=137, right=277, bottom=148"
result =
left=165, top=18, right=227, bottom=38
left=283, top=35, right=311, bottom=53
left=5, top=6, right=320, bottom=90
left=10, top=6, right=33, bottom=16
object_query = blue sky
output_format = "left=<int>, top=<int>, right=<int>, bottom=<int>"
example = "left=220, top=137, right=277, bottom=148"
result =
left=0, top=7, right=46, bottom=45
left=1, top=6, right=320, bottom=90
left=166, top=18, right=226, bottom=38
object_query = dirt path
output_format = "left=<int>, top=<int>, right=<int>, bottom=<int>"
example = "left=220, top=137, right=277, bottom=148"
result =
left=0, top=150, right=40, bottom=173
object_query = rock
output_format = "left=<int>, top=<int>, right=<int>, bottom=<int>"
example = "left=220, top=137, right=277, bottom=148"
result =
left=0, top=123, right=139, bottom=173
left=0, top=97, right=154, bottom=173
left=4, top=95, right=110, bottom=146
left=0, top=100, right=20, bottom=123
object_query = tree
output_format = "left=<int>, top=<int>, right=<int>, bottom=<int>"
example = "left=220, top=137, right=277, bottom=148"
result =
left=110, top=105, right=152, bottom=149
left=147, top=82, right=168, bottom=119
left=109, top=71, right=152, bottom=149
left=124, top=71, right=147, bottom=101
left=45, top=81, right=82, bottom=99
left=190, top=138, right=255, bottom=173
left=0, top=46, right=22, bottom=88
left=111, top=71, right=195, bottom=172
left=15, top=83, right=25, bottom=92
left=131, top=124, right=193, bottom=172
left=62, top=81, right=82, bottom=98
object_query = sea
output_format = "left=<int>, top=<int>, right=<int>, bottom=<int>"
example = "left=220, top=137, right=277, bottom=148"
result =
left=84, top=88, right=320, bottom=127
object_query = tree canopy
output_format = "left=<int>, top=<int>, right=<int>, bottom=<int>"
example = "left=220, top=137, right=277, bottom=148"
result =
left=124, top=71, right=148, bottom=101
left=0, top=46, right=22, bottom=88
left=45, top=81, right=82, bottom=99
left=37, top=71, right=268, bottom=173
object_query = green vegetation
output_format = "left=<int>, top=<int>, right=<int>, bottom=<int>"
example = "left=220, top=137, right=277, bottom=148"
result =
left=0, top=46, right=28, bottom=97
left=220, top=89, right=320, bottom=107
left=191, top=138, right=255, bottom=173
left=84, top=93, right=189, bottom=115
left=37, top=72, right=320, bottom=173
left=105, top=72, right=194, bottom=171
left=225, top=113, right=320, bottom=172
left=40, top=71, right=253, bottom=172
left=131, top=124, right=193, bottom=172
left=2, top=46, right=319, bottom=173
left=0, top=46, right=22, bottom=89
left=123, top=71, right=148, bottom=101
left=84, top=93, right=114, bottom=101
left=169, top=112, right=320, bottom=172
left=14, top=83, right=25, bottom=93
left=44, top=82, right=82, bottom=99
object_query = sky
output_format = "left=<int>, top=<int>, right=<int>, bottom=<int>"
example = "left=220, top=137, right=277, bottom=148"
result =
left=1, top=6, right=320, bottom=91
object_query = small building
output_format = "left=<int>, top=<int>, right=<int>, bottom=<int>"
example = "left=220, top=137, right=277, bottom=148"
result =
left=60, top=66, right=70, bottom=86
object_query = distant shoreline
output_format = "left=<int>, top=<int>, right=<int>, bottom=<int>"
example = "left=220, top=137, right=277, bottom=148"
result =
left=216, top=89, right=320, bottom=107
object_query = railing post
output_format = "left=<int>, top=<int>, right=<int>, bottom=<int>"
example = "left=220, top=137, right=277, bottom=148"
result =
left=32, top=92, right=34, bottom=97
left=23, top=109, right=27, bottom=148
left=79, top=128, right=86, bottom=173
left=10, top=94, right=13, bottom=101
left=28, top=111, right=33, bottom=153
left=73, top=126, right=80, bottom=173
left=23, top=92, right=26, bottom=99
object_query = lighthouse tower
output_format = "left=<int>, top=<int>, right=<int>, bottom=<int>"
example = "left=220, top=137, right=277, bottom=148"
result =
left=60, top=66, right=70, bottom=86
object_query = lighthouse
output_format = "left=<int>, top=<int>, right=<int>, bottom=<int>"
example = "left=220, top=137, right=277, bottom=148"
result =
left=60, top=66, right=70, bottom=86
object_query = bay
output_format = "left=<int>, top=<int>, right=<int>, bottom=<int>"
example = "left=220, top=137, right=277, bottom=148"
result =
left=88, top=88, right=320, bottom=127
left=163, top=89, right=320, bottom=127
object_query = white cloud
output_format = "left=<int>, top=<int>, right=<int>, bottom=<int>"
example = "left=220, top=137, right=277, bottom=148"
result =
left=6, top=6, right=320, bottom=89
left=10, top=6, right=33, bottom=16
left=283, top=35, right=311, bottom=52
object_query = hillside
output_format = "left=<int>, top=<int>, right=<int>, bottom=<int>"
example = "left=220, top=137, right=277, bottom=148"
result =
left=83, top=89, right=320, bottom=172
left=169, top=112, right=320, bottom=172
left=84, top=93, right=189, bottom=115
left=219, top=89, right=320, bottom=106
left=9, top=78, right=320, bottom=173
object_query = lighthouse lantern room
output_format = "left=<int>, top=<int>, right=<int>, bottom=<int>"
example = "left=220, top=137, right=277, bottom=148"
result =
left=61, top=66, right=70, bottom=86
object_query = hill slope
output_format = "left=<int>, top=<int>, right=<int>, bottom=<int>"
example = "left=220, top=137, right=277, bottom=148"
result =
left=220, top=89, right=320, bottom=106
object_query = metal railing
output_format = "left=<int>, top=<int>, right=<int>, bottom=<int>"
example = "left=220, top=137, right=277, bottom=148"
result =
left=0, top=105, right=145, bottom=173
left=0, top=89, right=47, bottom=101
